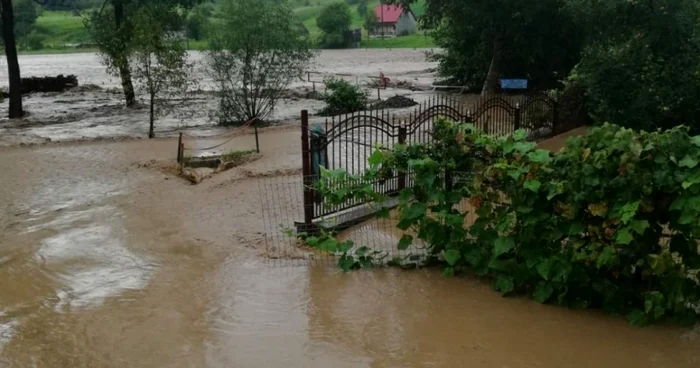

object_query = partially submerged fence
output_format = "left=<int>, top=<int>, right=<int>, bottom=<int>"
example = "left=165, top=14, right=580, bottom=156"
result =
left=176, top=118, right=261, bottom=166
left=297, top=93, right=583, bottom=234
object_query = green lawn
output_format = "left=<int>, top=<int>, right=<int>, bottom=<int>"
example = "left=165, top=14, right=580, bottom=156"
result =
left=361, top=33, right=435, bottom=48
left=23, top=1, right=431, bottom=53
left=34, top=11, right=92, bottom=47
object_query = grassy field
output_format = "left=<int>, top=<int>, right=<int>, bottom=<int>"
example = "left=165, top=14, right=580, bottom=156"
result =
left=35, top=11, right=92, bottom=47
left=22, top=1, right=432, bottom=53
left=361, top=33, right=435, bottom=48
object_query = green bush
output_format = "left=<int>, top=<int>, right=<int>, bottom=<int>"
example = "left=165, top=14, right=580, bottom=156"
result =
left=315, top=121, right=700, bottom=326
left=26, top=31, right=45, bottom=50
left=318, top=77, right=368, bottom=116
left=569, top=0, right=700, bottom=132
left=316, top=2, right=352, bottom=48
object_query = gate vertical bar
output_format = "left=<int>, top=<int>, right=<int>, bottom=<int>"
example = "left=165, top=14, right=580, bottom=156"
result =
left=301, top=110, right=314, bottom=226
left=398, top=126, right=407, bottom=191
left=514, top=104, right=521, bottom=131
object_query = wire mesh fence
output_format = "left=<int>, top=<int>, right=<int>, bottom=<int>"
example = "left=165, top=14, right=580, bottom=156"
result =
left=259, top=172, right=486, bottom=267
left=260, top=92, right=587, bottom=266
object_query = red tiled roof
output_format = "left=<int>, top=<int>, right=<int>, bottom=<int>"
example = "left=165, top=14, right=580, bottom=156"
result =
left=374, top=4, right=405, bottom=24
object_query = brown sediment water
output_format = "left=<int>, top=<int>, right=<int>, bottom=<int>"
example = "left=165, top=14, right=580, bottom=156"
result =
left=1, top=125, right=700, bottom=367
left=0, top=50, right=439, bottom=147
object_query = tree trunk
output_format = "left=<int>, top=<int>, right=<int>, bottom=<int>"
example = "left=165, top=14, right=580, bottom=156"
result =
left=481, top=36, right=504, bottom=96
left=120, top=64, right=136, bottom=107
left=148, top=93, right=155, bottom=138
left=113, top=0, right=136, bottom=107
left=1, top=0, right=24, bottom=118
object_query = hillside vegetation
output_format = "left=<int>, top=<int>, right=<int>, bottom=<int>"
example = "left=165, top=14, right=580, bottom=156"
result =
left=24, top=0, right=432, bottom=52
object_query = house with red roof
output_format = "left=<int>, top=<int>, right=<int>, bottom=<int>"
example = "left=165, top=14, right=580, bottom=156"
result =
left=369, top=4, right=417, bottom=37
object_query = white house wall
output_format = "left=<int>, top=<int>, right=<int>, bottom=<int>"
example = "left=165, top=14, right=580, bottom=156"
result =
left=395, top=12, right=417, bottom=35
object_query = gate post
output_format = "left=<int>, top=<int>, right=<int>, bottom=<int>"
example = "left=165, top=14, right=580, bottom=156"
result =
left=514, top=104, right=521, bottom=131
left=177, top=132, right=183, bottom=163
left=301, top=110, right=314, bottom=226
left=397, top=126, right=407, bottom=191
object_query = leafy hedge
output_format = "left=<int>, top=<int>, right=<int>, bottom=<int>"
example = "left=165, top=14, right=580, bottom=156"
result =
left=318, top=77, right=368, bottom=116
left=314, top=121, right=700, bottom=325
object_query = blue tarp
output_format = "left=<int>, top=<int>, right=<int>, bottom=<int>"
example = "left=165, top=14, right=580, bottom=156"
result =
left=499, top=79, right=528, bottom=90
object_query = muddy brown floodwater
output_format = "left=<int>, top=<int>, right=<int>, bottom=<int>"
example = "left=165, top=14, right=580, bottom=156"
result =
left=0, top=125, right=699, bottom=368
left=0, top=50, right=439, bottom=146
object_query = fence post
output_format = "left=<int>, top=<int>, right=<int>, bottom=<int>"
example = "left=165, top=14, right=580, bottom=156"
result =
left=254, top=125, right=260, bottom=153
left=514, top=104, right=521, bottom=131
left=177, top=132, right=183, bottom=163
left=397, top=126, right=407, bottom=191
left=301, top=110, right=314, bottom=226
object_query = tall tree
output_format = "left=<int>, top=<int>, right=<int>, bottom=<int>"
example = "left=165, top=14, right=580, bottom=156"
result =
left=207, top=0, right=315, bottom=124
left=87, top=0, right=198, bottom=108
left=1, top=0, right=23, bottom=118
left=567, top=0, right=700, bottom=131
left=392, top=0, right=583, bottom=94
left=316, top=2, right=352, bottom=48
left=130, top=2, right=191, bottom=138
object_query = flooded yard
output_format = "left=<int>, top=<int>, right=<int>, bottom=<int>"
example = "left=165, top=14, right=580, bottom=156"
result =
left=1, top=50, right=700, bottom=367
left=0, top=130, right=698, bottom=367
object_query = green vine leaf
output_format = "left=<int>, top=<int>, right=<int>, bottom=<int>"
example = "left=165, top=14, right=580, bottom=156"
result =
left=512, top=129, right=527, bottom=141
left=513, top=141, right=535, bottom=154
left=679, top=155, right=698, bottom=168
left=524, top=180, right=542, bottom=193
left=368, top=149, right=385, bottom=167
left=527, top=150, right=552, bottom=163
left=338, top=255, right=356, bottom=272
left=338, top=240, right=354, bottom=253
left=444, top=249, right=461, bottom=266
left=616, top=228, right=634, bottom=245
left=355, top=246, right=370, bottom=256
left=494, top=275, right=515, bottom=295
left=629, top=219, right=649, bottom=235
left=596, top=246, right=617, bottom=269
left=508, top=167, right=529, bottom=180
left=569, top=222, right=585, bottom=235
left=398, top=234, right=413, bottom=250
left=537, top=258, right=554, bottom=280
left=404, top=203, right=427, bottom=221
left=620, top=201, right=640, bottom=224
left=691, top=135, right=700, bottom=147
left=319, top=238, right=338, bottom=252
left=627, top=310, right=649, bottom=327
left=533, top=282, right=554, bottom=303
left=494, top=237, right=516, bottom=257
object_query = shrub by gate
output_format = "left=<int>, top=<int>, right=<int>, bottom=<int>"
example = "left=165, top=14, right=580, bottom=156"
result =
left=298, top=93, right=579, bottom=233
